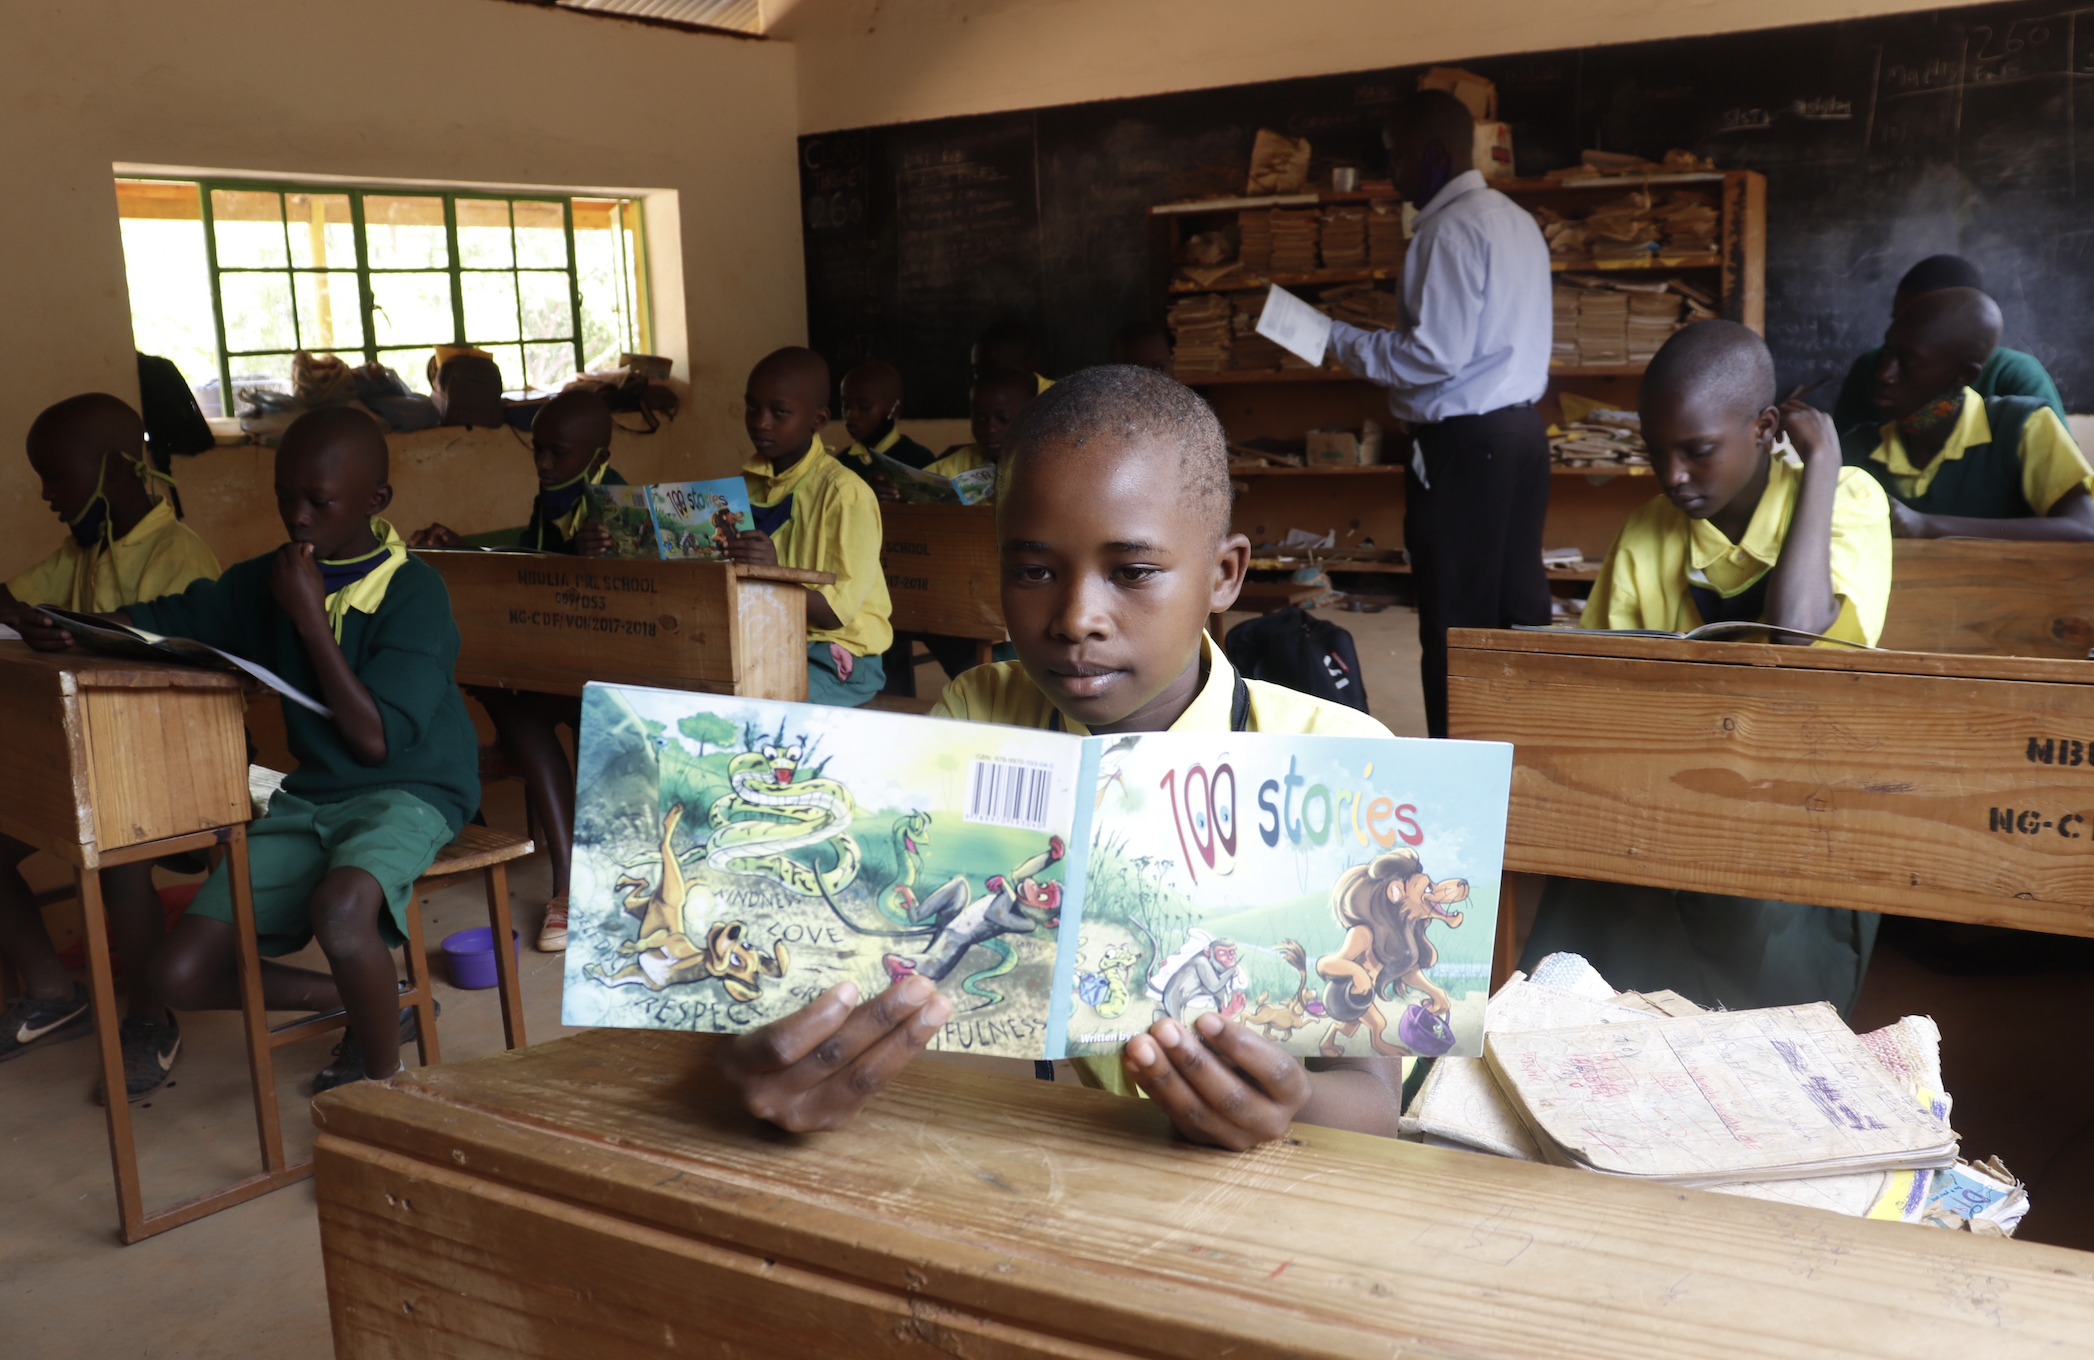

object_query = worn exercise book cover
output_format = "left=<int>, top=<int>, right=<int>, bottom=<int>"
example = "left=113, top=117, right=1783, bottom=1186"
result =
left=586, top=478, right=754, bottom=560
left=561, top=684, right=1511, bottom=1061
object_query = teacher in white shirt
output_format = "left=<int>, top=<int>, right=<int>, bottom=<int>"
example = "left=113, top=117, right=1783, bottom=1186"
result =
left=1326, top=88, right=1554, bottom=738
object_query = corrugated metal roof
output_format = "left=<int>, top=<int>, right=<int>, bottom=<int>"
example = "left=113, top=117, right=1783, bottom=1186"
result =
left=553, top=0, right=763, bottom=35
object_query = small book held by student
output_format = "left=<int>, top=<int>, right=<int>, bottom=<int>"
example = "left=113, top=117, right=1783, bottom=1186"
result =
left=31, top=605, right=332, bottom=717
left=586, top=478, right=755, bottom=560
left=872, top=449, right=997, bottom=506
left=560, top=683, right=1512, bottom=1060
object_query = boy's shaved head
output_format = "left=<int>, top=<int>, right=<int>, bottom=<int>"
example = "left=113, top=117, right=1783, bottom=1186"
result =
left=1642, top=321, right=1777, bottom=424
left=27, top=392, right=145, bottom=464
left=749, top=346, right=831, bottom=406
left=279, top=404, right=389, bottom=483
left=841, top=360, right=903, bottom=406
left=1896, top=287, right=2002, bottom=370
left=1897, top=253, right=1984, bottom=297
left=534, top=387, right=613, bottom=450
left=1000, top=365, right=1231, bottom=540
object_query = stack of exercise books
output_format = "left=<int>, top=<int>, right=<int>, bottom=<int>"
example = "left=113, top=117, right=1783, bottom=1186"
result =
left=1401, top=954, right=2026, bottom=1233
left=1268, top=209, right=1320, bottom=273
left=1319, top=207, right=1367, bottom=269
left=1573, top=288, right=1629, bottom=365
left=1625, top=288, right=1686, bottom=362
left=1228, top=300, right=1286, bottom=371
left=1321, top=283, right=1400, bottom=331
left=1550, top=287, right=1581, bottom=364
left=1367, top=200, right=1405, bottom=267
left=1167, top=293, right=1235, bottom=376
left=1237, top=209, right=1274, bottom=271
left=1657, top=191, right=1720, bottom=254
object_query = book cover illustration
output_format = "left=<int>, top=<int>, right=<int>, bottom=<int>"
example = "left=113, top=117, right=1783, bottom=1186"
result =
left=585, top=478, right=755, bottom=561
left=872, top=448, right=997, bottom=506
left=562, top=684, right=1082, bottom=1057
left=562, top=685, right=1512, bottom=1061
left=1054, top=731, right=1507, bottom=1061
left=587, top=484, right=659, bottom=559
left=648, top=478, right=754, bottom=560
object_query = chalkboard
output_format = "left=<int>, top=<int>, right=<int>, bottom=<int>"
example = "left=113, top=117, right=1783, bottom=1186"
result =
left=801, top=0, right=2094, bottom=415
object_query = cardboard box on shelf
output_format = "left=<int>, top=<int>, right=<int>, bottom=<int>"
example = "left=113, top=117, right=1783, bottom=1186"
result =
left=1307, top=428, right=1364, bottom=465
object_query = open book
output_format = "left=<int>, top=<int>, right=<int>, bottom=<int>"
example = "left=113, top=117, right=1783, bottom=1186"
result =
left=33, top=606, right=331, bottom=717
left=586, top=478, right=754, bottom=560
left=872, top=448, right=996, bottom=505
left=561, top=684, right=1512, bottom=1060
left=1513, top=621, right=1873, bottom=647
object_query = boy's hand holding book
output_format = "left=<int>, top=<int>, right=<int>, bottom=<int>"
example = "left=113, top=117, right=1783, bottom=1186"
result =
left=718, top=978, right=952, bottom=1132
left=409, top=523, right=464, bottom=549
left=1123, top=1013, right=1312, bottom=1151
left=574, top=524, right=614, bottom=557
left=725, top=529, right=777, bottom=567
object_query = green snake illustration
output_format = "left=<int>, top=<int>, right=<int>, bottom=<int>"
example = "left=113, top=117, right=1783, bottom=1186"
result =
left=879, top=812, right=932, bottom=925
left=704, top=742, right=860, bottom=896
left=1090, top=943, right=1141, bottom=1019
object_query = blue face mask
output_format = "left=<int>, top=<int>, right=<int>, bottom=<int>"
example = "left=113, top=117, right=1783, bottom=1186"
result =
left=68, top=494, right=110, bottom=548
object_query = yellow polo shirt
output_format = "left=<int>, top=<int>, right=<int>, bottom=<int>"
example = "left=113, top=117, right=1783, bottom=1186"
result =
left=924, top=444, right=994, bottom=480
left=840, top=425, right=901, bottom=469
left=1582, top=453, right=1891, bottom=646
left=933, top=635, right=1393, bottom=1096
left=743, top=438, right=893, bottom=658
left=1865, top=385, right=2094, bottom=513
left=6, top=499, right=220, bottom=614
left=1035, top=372, right=1055, bottom=395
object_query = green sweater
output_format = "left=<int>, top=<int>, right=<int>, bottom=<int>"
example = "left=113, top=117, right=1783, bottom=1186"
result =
left=1833, top=345, right=2065, bottom=437
left=128, top=553, right=479, bottom=833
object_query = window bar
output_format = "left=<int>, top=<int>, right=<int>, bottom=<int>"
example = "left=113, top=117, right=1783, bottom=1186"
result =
left=349, top=191, right=378, bottom=370
left=443, top=195, right=466, bottom=347
left=279, top=192, right=302, bottom=366
left=198, top=185, right=234, bottom=413
left=509, top=199, right=528, bottom=392
left=563, top=198, right=585, bottom=381
left=627, top=198, right=651, bottom=357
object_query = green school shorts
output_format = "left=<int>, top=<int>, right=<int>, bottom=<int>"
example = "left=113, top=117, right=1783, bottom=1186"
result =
left=187, top=790, right=452, bottom=957
left=805, top=640, right=886, bottom=707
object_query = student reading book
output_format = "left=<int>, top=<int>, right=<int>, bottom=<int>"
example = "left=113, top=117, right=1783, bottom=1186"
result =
left=408, top=388, right=621, bottom=951
left=833, top=360, right=937, bottom=500
left=711, top=365, right=1444, bottom=1149
left=587, top=478, right=754, bottom=560
left=729, top=347, right=894, bottom=708
left=1522, top=322, right=1890, bottom=1018
left=923, top=366, right=1036, bottom=483
left=0, top=393, right=221, bottom=1091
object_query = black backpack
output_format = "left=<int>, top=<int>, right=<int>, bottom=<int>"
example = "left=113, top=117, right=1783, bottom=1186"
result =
left=1223, top=605, right=1369, bottom=712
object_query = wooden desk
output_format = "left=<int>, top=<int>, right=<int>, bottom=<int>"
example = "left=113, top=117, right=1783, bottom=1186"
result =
left=1881, top=539, right=2094, bottom=659
left=1446, top=629, right=2094, bottom=976
left=0, top=645, right=303, bottom=1242
left=879, top=503, right=1002, bottom=650
left=416, top=552, right=828, bottom=701
left=312, top=1029, right=2094, bottom=1359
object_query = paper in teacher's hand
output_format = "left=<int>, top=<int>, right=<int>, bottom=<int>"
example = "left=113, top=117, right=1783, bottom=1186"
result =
left=0, top=624, right=18, bottom=641
left=1255, top=286, right=1333, bottom=367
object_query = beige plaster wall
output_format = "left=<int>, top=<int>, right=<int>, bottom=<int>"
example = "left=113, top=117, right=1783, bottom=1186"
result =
left=0, top=0, right=802, bottom=578
left=773, top=0, right=1951, bottom=134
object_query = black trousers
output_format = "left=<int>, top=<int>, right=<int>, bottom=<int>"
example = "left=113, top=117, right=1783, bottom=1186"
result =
left=1405, top=405, right=1553, bottom=737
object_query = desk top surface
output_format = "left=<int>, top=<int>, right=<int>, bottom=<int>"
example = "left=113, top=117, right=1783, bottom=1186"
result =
left=0, top=641, right=248, bottom=691
left=315, top=1029, right=2094, bottom=1360
left=1450, top=627, right=2094, bottom=686
left=411, top=549, right=833, bottom=588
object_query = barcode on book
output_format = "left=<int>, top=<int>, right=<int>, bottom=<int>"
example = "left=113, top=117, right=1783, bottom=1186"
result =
left=964, top=759, right=1055, bottom=831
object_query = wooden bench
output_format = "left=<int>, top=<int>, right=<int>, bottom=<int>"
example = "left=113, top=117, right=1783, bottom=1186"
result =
left=415, top=551, right=832, bottom=701
left=879, top=503, right=1002, bottom=665
left=1445, top=627, right=2094, bottom=979
left=1880, top=539, right=2094, bottom=659
left=311, top=1028, right=2094, bottom=1359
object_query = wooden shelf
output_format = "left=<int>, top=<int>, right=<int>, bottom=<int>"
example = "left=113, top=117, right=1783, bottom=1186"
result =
left=1188, top=368, right=1367, bottom=386
left=1169, top=266, right=1399, bottom=293
left=1551, top=254, right=1720, bottom=272
left=1502, top=172, right=1726, bottom=192
left=1551, top=363, right=1648, bottom=377
left=1230, top=463, right=1400, bottom=476
left=1552, top=464, right=1650, bottom=477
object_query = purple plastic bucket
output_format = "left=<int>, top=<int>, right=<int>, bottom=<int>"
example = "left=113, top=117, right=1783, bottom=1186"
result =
left=441, top=927, right=518, bottom=990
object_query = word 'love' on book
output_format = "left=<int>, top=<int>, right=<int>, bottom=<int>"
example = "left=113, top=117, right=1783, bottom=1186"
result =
left=560, top=684, right=1512, bottom=1060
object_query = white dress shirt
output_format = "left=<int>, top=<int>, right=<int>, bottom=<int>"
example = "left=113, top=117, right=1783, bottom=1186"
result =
left=1326, top=169, right=1552, bottom=425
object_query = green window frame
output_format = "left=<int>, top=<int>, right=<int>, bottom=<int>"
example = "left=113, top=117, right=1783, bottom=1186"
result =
left=140, top=178, right=647, bottom=403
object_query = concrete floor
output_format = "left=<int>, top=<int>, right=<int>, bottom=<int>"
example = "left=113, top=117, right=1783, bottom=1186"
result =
left=6, top=611, right=2092, bottom=1359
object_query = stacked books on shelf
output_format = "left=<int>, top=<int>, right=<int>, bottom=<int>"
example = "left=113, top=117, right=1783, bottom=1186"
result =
left=1626, top=289, right=1687, bottom=363
left=1269, top=209, right=1320, bottom=273
left=1167, top=293, right=1234, bottom=376
left=1322, top=283, right=1400, bottom=331
left=1550, top=287, right=1580, bottom=364
left=1367, top=200, right=1405, bottom=268
left=1319, top=206, right=1366, bottom=269
left=1572, top=287, right=1629, bottom=365
left=1237, top=209, right=1273, bottom=271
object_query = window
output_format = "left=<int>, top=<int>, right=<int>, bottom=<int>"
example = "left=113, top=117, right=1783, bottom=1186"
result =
left=116, top=178, right=648, bottom=416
